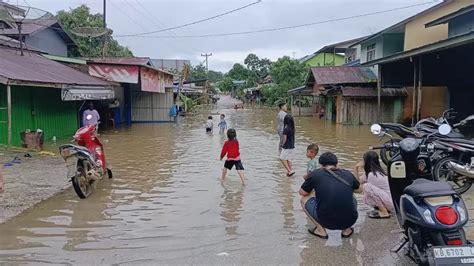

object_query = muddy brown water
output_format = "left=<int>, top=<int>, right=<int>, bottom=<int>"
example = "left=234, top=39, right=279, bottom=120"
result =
left=2, top=95, right=472, bottom=265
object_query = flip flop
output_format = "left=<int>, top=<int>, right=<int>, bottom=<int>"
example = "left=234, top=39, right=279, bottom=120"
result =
left=368, top=212, right=391, bottom=219
left=287, top=172, right=295, bottom=177
left=341, top=227, right=354, bottom=238
left=308, top=228, right=328, bottom=239
left=12, top=157, right=21, bottom=164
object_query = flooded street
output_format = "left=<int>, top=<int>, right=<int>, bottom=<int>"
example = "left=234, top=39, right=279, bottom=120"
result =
left=0, top=96, right=443, bottom=265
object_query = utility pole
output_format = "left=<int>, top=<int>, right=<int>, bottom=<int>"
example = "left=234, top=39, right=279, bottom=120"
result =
left=201, top=53, right=212, bottom=104
left=201, top=53, right=212, bottom=76
left=102, top=0, right=107, bottom=57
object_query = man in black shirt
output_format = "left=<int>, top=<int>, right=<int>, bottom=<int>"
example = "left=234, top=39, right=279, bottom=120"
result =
left=299, top=152, right=362, bottom=239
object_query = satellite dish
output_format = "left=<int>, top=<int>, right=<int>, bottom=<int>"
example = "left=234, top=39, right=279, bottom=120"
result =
left=0, top=3, right=53, bottom=55
left=71, top=27, right=110, bottom=38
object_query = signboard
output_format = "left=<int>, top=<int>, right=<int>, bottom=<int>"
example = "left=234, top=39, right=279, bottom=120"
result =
left=89, top=64, right=139, bottom=84
left=61, top=88, right=115, bottom=101
left=140, top=67, right=164, bottom=93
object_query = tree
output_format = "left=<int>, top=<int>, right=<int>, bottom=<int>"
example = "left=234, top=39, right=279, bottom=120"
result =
left=218, top=77, right=234, bottom=92
left=208, top=70, right=224, bottom=83
left=244, top=53, right=272, bottom=79
left=227, top=63, right=251, bottom=81
left=188, top=64, right=207, bottom=81
left=56, top=5, right=133, bottom=57
left=270, top=56, right=307, bottom=86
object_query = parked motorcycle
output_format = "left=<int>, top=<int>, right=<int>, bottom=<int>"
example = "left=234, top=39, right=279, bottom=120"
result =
left=59, top=115, right=112, bottom=199
left=370, top=124, right=472, bottom=265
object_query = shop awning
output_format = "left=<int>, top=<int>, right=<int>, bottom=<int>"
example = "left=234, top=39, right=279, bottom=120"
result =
left=61, top=86, right=115, bottom=101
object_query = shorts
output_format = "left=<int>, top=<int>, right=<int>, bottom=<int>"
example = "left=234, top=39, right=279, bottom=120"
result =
left=224, top=160, right=244, bottom=170
left=304, top=197, right=321, bottom=224
left=279, top=148, right=294, bottom=160
left=206, top=128, right=212, bottom=132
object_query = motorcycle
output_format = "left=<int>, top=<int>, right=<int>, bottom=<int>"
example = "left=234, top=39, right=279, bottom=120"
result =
left=370, top=123, right=472, bottom=265
left=59, top=115, right=112, bottom=199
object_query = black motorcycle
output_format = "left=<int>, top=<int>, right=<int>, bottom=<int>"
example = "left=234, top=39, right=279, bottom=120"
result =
left=370, top=124, right=472, bottom=265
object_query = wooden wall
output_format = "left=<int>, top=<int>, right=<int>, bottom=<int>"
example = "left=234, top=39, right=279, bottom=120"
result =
left=336, top=96, right=404, bottom=125
left=402, top=86, right=449, bottom=124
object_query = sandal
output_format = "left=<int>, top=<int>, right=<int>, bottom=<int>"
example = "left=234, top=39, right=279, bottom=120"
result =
left=341, top=227, right=354, bottom=238
left=308, top=227, right=328, bottom=239
left=368, top=212, right=391, bottom=219
left=287, top=171, right=295, bottom=177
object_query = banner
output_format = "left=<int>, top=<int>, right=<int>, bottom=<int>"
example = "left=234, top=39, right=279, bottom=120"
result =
left=89, top=64, right=139, bottom=84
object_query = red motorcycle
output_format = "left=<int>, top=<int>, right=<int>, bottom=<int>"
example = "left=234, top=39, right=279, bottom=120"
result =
left=59, top=119, right=112, bottom=198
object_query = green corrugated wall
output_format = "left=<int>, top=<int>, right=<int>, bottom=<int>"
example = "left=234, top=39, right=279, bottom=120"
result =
left=0, top=85, right=78, bottom=146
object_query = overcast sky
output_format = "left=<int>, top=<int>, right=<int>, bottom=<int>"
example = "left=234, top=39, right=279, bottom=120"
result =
left=10, top=0, right=439, bottom=72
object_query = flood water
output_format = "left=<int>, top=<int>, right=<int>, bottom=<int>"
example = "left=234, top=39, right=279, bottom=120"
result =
left=0, top=96, right=434, bottom=265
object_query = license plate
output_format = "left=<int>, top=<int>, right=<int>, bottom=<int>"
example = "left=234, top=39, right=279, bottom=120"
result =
left=433, top=246, right=474, bottom=260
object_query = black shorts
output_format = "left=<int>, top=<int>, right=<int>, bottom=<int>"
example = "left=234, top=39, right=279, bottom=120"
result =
left=206, top=128, right=212, bottom=132
left=224, top=160, right=244, bottom=170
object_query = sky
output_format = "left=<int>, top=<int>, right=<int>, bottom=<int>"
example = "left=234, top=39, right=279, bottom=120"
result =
left=7, top=0, right=440, bottom=72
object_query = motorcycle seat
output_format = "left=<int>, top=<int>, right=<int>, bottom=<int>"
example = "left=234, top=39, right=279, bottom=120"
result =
left=437, top=137, right=474, bottom=145
left=404, top=179, right=456, bottom=198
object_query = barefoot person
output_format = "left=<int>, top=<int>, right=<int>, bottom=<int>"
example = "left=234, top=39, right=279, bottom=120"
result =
left=300, top=152, right=362, bottom=239
left=276, top=103, right=287, bottom=153
left=220, top=129, right=245, bottom=185
left=354, top=151, right=393, bottom=219
left=280, top=114, right=295, bottom=177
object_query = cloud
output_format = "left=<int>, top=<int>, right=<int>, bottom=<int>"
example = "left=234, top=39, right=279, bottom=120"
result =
left=21, top=0, right=439, bottom=72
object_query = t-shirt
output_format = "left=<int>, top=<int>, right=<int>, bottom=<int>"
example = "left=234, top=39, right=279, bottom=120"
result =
left=83, top=109, right=100, bottom=126
left=220, top=139, right=240, bottom=160
left=307, top=158, right=318, bottom=173
left=277, top=111, right=286, bottom=136
left=206, top=120, right=213, bottom=129
left=282, top=127, right=295, bottom=149
left=218, top=119, right=227, bottom=129
left=301, top=168, right=360, bottom=230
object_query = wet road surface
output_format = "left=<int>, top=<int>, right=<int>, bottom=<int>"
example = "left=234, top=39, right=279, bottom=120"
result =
left=2, top=95, right=471, bottom=265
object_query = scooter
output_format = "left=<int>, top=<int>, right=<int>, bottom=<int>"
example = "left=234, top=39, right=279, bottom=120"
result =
left=370, top=124, right=472, bottom=265
left=59, top=115, right=112, bottom=199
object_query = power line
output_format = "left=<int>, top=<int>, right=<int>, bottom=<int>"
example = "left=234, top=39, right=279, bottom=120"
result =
left=115, top=1, right=438, bottom=39
left=114, top=0, right=262, bottom=37
left=108, top=0, right=149, bottom=32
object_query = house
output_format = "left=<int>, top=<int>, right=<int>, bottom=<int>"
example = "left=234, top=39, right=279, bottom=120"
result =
left=358, top=0, right=474, bottom=124
left=0, top=46, right=115, bottom=146
left=0, top=17, right=77, bottom=57
left=87, top=57, right=175, bottom=123
left=299, top=37, right=366, bottom=67
left=305, top=66, right=407, bottom=124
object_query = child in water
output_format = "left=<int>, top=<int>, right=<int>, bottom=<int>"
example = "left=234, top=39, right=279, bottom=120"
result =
left=205, top=115, right=213, bottom=133
left=303, top=143, right=319, bottom=180
left=218, top=114, right=227, bottom=134
left=220, top=128, right=245, bottom=185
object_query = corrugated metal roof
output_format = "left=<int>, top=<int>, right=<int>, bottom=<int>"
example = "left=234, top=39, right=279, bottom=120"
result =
left=0, top=35, right=42, bottom=52
left=311, top=66, right=377, bottom=85
left=341, top=87, right=407, bottom=97
left=0, top=47, right=112, bottom=86
left=0, top=19, right=56, bottom=35
left=88, top=57, right=151, bottom=66
left=43, top=54, right=87, bottom=65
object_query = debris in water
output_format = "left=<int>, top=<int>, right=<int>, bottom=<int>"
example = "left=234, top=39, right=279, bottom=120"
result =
left=217, top=252, right=229, bottom=256
left=299, top=245, right=309, bottom=249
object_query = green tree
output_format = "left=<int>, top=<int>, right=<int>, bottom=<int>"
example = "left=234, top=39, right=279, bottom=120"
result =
left=208, top=70, right=224, bottom=83
left=227, top=63, right=251, bottom=81
left=270, top=56, right=306, bottom=86
left=244, top=53, right=272, bottom=79
left=218, top=77, right=234, bottom=92
left=188, top=64, right=207, bottom=81
left=56, top=5, right=133, bottom=57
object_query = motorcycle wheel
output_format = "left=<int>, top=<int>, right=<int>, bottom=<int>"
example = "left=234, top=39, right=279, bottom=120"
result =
left=106, top=168, right=113, bottom=179
left=71, top=163, right=92, bottom=199
left=380, top=139, right=401, bottom=166
left=433, top=156, right=472, bottom=194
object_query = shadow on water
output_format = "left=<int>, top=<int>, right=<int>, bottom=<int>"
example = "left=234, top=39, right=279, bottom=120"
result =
left=0, top=96, right=424, bottom=264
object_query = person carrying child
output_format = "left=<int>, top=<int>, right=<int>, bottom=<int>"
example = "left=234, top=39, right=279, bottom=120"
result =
left=218, top=114, right=228, bottom=134
left=304, top=143, right=319, bottom=180
left=205, top=115, right=214, bottom=133
left=220, top=128, right=245, bottom=185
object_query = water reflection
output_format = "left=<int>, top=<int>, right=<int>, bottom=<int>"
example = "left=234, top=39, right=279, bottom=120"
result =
left=220, top=184, right=244, bottom=237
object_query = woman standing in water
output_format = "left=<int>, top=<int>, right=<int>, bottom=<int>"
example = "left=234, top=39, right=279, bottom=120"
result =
left=354, top=151, right=393, bottom=219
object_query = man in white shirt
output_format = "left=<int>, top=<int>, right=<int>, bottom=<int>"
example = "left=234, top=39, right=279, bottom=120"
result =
left=83, top=102, right=100, bottom=126
left=277, top=102, right=288, bottom=153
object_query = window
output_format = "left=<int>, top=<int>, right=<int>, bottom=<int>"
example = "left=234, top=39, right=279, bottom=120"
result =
left=366, top=43, right=376, bottom=61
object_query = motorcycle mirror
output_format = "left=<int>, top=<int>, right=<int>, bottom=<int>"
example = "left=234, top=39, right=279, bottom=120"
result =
left=86, top=114, right=93, bottom=121
left=370, top=124, right=382, bottom=135
left=438, top=124, right=452, bottom=135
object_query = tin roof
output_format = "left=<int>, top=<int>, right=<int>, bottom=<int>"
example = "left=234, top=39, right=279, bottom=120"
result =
left=0, top=35, right=41, bottom=52
left=88, top=57, right=152, bottom=66
left=425, top=4, right=474, bottom=28
left=309, top=66, right=377, bottom=85
left=341, top=87, right=407, bottom=97
left=0, top=47, right=112, bottom=87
